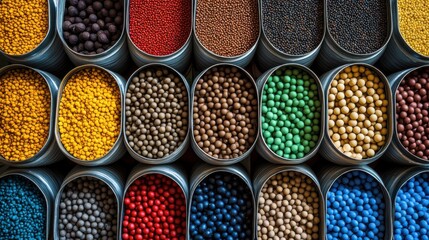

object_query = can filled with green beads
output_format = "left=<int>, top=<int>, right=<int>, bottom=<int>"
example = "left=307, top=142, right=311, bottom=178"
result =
left=256, top=64, right=325, bottom=164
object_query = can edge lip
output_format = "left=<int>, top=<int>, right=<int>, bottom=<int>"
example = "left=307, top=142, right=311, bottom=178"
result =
left=122, top=63, right=191, bottom=163
left=259, top=0, right=326, bottom=58
left=324, top=0, right=393, bottom=57
left=192, top=0, right=261, bottom=60
left=257, top=63, right=325, bottom=163
left=0, top=0, right=55, bottom=58
left=323, top=63, right=394, bottom=164
left=54, top=169, right=123, bottom=240
left=56, top=0, right=127, bottom=58
left=0, top=64, right=58, bottom=165
left=190, top=63, right=260, bottom=164
left=54, top=64, right=125, bottom=165
left=0, top=170, right=51, bottom=240
left=390, top=65, right=429, bottom=164
left=125, top=0, right=193, bottom=59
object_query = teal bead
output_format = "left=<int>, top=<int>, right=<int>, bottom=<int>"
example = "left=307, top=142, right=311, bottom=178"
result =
left=291, top=85, right=296, bottom=91
left=262, top=95, right=267, bottom=102
left=267, top=126, right=275, bottom=132
left=290, top=91, right=297, bottom=99
left=262, top=122, right=269, bottom=130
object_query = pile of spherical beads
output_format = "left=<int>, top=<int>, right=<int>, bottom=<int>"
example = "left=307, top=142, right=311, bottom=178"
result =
left=261, top=67, right=321, bottom=160
left=190, top=172, right=253, bottom=239
left=257, top=171, right=321, bottom=240
left=0, top=175, right=47, bottom=239
left=326, top=171, right=386, bottom=239
left=328, top=65, right=389, bottom=159
left=122, top=174, right=186, bottom=240
left=394, top=172, right=429, bottom=239
left=58, top=67, right=121, bottom=161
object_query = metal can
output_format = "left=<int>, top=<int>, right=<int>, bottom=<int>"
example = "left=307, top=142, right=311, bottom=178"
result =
left=53, top=165, right=125, bottom=240
left=126, top=0, right=192, bottom=74
left=56, top=0, right=130, bottom=72
left=0, top=64, right=64, bottom=167
left=188, top=163, right=255, bottom=240
left=192, top=0, right=261, bottom=71
left=123, top=63, right=190, bottom=164
left=0, top=0, right=70, bottom=75
left=0, top=168, right=63, bottom=240
left=55, top=65, right=126, bottom=166
left=385, top=65, right=429, bottom=165
left=318, top=165, right=393, bottom=240
left=255, top=64, right=325, bottom=164
left=190, top=64, right=259, bottom=165
left=314, top=0, right=392, bottom=73
left=255, top=0, right=325, bottom=72
left=319, top=63, right=393, bottom=165
left=378, top=0, right=429, bottom=73
left=253, top=164, right=325, bottom=239
left=119, top=164, right=188, bottom=238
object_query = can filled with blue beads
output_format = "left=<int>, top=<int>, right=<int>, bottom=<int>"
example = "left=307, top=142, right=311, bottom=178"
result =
left=188, top=163, right=255, bottom=240
left=0, top=168, right=62, bottom=239
left=319, top=165, right=392, bottom=240
left=383, top=166, right=429, bottom=240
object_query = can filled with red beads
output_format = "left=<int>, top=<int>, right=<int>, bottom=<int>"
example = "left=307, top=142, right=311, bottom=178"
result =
left=120, top=164, right=188, bottom=240
left=385, top=65, right=429, bottom=165
left=127, top=0, right=192, bottom=73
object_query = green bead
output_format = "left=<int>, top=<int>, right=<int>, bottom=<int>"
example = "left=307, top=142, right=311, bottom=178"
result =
left=280, top=115, right=287, bottom=121
left=291, top=78, right=297, bottom=85
left=281, top=127, right=289, bottom=134
left=312, top=135, right=319, bottom=141
left=270, top=120, right=277, bottom=127
left=305, top=119, right=312, bottom=125
left=308, top=91, right=314, bottom=98
left=285, top=107, right=292, bottom=113
left=283, top=153, right=290, bottom=158
left=293, top=135, right=300, bottom=144
left=298, top=145, right=305, bottom=152
left=304, top=146, right=311, bottom=153
left=285, top=75, right=291, bottom=81
left=297, top=93, right=304, bottom=99
left=308, top=100, right=314, bottom=107
left=291, top=145, right=298, bottom=153
left=304, top=108, right=311, bottom=115
left=281, top=94, right=289, bottom=101
left=271, top=144, right=279, bottom=151
left=311, top=84, right=318, bottom=91
left=308, top=113, right=314, bottom=119
left=315, top=112, right=321, bottom=118
left=267, top=137, right=274, bottom=144
left=274, top=138, right=282, bottom=145
left=315, top=100, right=321, bottom=107
left=290, top=91, right=297, bottom=98
left=263, top=131, right=271, bottom=138
left=293, top=99, right=300, bottom=106
left=286, top=140, right=293, bottom=147
left=262, top=122, right=269, bottom=130
left=268, top=126, right=275, bottom=132
left=286, top=100, right=293, bottom=106
left=297, top=152, right=304, bottom=158
left=277, top=82, right=284, bottom=89
left=274, top=131, right=282, bottom=138
left=296, top=111, right=303, bottom=118
left=262, top=106, right=268, bottom=113
left=313, top=125, right=320, bottom=132
left=292, top=69, right=300, bottom=75
left=298, top=100, right=305, bottom=107
left=309, top=141, right=316, bottom=148
left=302, top=140, right=309, bottom=146
left=297, top=86, right=304, bottom=93
left=273, top=76, right=280, bottom=82
left=280, top=102, right=286, bottom=109
left=268, top=100, right=275, bottom=107
left=292, top=129, right=299, bottom=135
left=277, top=121, right=284, bottom=127
left=303, top=74, right=309, bottom=80
left=291, top=85, right=297, bottom=91
left=304, top=81, right=310, bottom=87
left=297, top=121, right=304, bottom=129
left=297, top=79, right=304, bottom=86
left=304, top=134, right=312, bottom=141
left=267, top=93, right=274, bottom=100
left=286, top=133, right=293, bottom=140
left=266, top=112, right=274, bottom=119
left=289, top=113, right=296, bottom=120
left=285, top=121, right=291, bottom=127
left=271, top=107, right=278, bottom=113
left=284, top=148, right=291, bottom=154
left=290, top=154, right=297, bottom=159
left=285, top=83, right=291, bottom=89
left=280, top=143, right=285, bottom=149
left=304, top=126, right=312, bottom=133
left=274, top=95, right=281, bottom=101
left=276, top=150, right=284, bottom=156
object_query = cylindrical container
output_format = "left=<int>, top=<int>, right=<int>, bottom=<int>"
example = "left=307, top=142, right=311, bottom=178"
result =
left=53, top=166, right=125, bottom=240
left=256, top=0, right=325, bottom=71
left=0, top=0, right=69, bottom=74
left=314, top=0, right=392, bottom=72
left=126, top=0, right=192, bottom=73
left=120, top=164, right=188, bottom=239
left=193, top=0, right=260, bottom=70
left=382, top=167, right=429, bottom=239
left=256, top=64, right=325, bottom=164
left=253, top=164, right=325, bottom=240
left=0, top=168, right=63, bottom=240
left=318, top=165, right=392, bottom=240
left=188, top=163, right=255, bottom=240
left=123, top=64, right=190, bottom=164
left=56, top=0, right=129, bottom=72
left=0, top=64, right=64, bottom=167
left=319, top=63, right=393, bottom=165
left=191, top=64, right=259, bottom=165
left=55, top=65, right=126, bottom=166
left=385, top=65, right=429, bottom=165
left=378, top=1, right=429, bottom=72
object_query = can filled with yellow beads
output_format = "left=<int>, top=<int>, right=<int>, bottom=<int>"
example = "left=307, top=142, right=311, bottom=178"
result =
left=378, top=0, right=429, bottom=72
left=0, top=64, right=64, bottom=167
left=0, top=0, right=70, bottom=74
left=319, top=63, right=393, bottom=165
left=55, top=64, right=126, bottom=166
